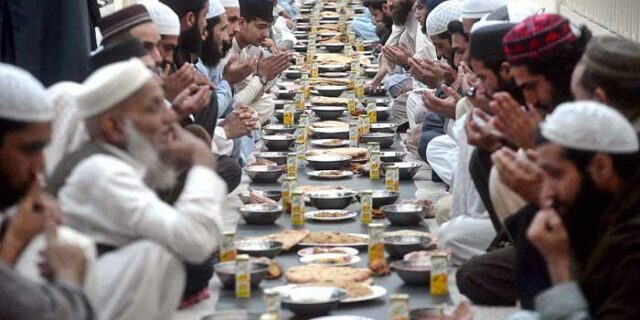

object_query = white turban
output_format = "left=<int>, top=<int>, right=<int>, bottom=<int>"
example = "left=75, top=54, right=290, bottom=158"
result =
left=221, top=0, right=239, bottom=8
left=541, top=101, right=639, bottom=154
left=142, top=1, right=181, bottom=36
left=0, top=63, right=53, bottom=122
left=206, top=0, right=226, bottom=19
left=461, top=0, right=509, bottom=19
left=76, top=58, right=153, bottom=120
left=426, top=1, right=462, bottom=37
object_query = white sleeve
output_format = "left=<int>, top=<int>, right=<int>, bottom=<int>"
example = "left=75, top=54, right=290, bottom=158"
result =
left=235, top=76, right=265, bottom=105
left=212, top=126, right=234, bottom=156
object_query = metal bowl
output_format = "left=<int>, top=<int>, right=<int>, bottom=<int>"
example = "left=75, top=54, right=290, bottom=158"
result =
left=235, top=239, right=283, bottom=259
left=323, top=43, right=345, bottom=53
left=315, top=85, right=347, bottom=97
left=276, top=90, right=296, bottom=100
left=284, top=69, right=304, bottom=79
left=273, top=99, right=289, bottom=110
left=294, top=44, right=307, bottom=53
left=312, top=127, right=349, bottom=139
left=281, top=286, right=347, bottom=317
left=381, top=204, right=428, bottom=226
left=364, top=67, right=378, bottom=78
left=370, top=123, right=397, bottom=134
left=390, top=260, right=431, bottom=287
left=238, top=203, right=283, bottom=224
left=253, top=151, right=288, bottom=165
left=380, top=151, right=406, bottom=163
left=382, top=162, right=422, bottom=180
left=263, top=134, right=295, bottom=151
left=362, top=132, right=395, bottom=149
left=410, top=308, right=444, bottom=319
left=243, top=165, right=285, bottom=183
left=237, top=189, right=282, bottom=204
left=205, top=310, right=261, bottom=320
left=356, top=190, right=400, bottom=209
left=309, top=190, right=356, bottom=209
left=312, top=106, right=346, bottom=120
left=376, top=106, right=391, bottom=121
left=322, top=72, right=349, bottom=78
left=275, top=110, right=303, bottom=124
left=263, top=124, right=296, bottom=136
left=213, top=261, right=270, bottom=289
left=382, top=236, right=432, bottom=259
left=306, top=155, right=351, bottom=170
left=318, top=64, right=347, bottom=73
left=293, top=31, right=308, bottom=40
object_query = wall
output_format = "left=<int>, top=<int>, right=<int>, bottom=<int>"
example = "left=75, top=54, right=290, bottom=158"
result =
left=558, top=0, right=640, bottom=41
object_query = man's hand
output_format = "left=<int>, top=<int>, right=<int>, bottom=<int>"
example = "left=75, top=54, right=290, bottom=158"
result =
left=163, top=124, right=216, bottom=170
left=527, top=208, right=572, bottom=284
left=39, top=223, right=86, bottom=287
left=369, top=59, right=391, bottom=91
left=490, top=92, right=542, bottom=149
left=421, top=85, right=460, bottom=119
left=262, top=38, right=279, bottom=54
left=257, top=51, right=292, bottom=81
left=163, top=63, right=196, bottom=101
left=492, top=147, right=548, bottom=207
left=224, top=55, right=256, bottom=85
left=220, top=105, right=258, bottom=139
left=171, top=84, right=212, bottom=120
left=465, top=108, right=502, bottom=151
left=408, top=58, right=444, bottom=88
left=382, top=44, right=413, bottom=67
left=437, top=61, right=458, bottom=87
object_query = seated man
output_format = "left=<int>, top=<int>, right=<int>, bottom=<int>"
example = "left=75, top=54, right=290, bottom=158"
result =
left=51, top=59, right=225, bottom=320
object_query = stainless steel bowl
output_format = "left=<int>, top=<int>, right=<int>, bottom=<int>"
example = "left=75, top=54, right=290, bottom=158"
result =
left=390, top=260, right=431, bottom=287
left=275, top=110, right=303, bottom=124
left=382, top=235, right=432, bottom=259
left=205, top=310, right=261, bottom=320
left=309, top=190, right=356, bottom=209
left=410, top=308, right=444, bottom=319
left=376, top=106, right=391, bottom=121
left=382, top=162, right=422, bottom=180
left=253, top=151, right=288, bottom=165
left=213, top=261, right=270, bottom=289
left=381, top=204, right=428, bottom=226
left=306, top=155, right=351, bottom=170
left=311, top=127, right=349, bottom=139
left=237, top=189, right=282, bottom=204
left=293, top=31, right=308, bottom=40
left=273, top=99, right=290, bottom=110
left=284, top=69, right=304, bottom=79
left=312, top=106, right=346, bottom=120
left=263, top=124, right=296, bottom=136
left=370, top=123, right=397, bottom=134
left=318, top=64, right=347, bottom=73
left=294, top=44, right=307, bottom=53
left=322, top=72, right=349, bottom=78
left=323, top=43, right=345, bottom=52
left=281, top=286, right=348, bottom=317
left=295, top=24, right=311, bottom=31
left=362, top=132, right=395, bottom=149
left=238, top=203, right=283, bottom=224
left=276, top=90, right=296, bottom=100
left=380, top=151, right=406, bottom=163
left=262, top=134, right=295, bottom=151
left=235, top=239, right=283, bottom=258
left=357, top=189, right=400, bottom=209
left=364, top=68, right=378, bottom=78
left=243, top=165, right=285, bottom=183
left=315, top=85, right=346, bottom=97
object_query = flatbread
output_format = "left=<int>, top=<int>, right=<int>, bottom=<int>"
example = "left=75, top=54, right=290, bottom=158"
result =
left=311, top=96, right=348, bottom=105
left=302, top=232, right=367, bottom=245
left=403, top=249, right=452, bottom=262
left=310, top=120, right=349, bottom=129
left=286, top=265, right=372, bottom=284
left=315, top=54, right=371, bottom=66
left=261, top=229, right=310, bottom=251
left=308, top=78, right=350, bottom=86
left=300, top=282, right=373, bottom=298
left=306, top=147, right=368, bottom=161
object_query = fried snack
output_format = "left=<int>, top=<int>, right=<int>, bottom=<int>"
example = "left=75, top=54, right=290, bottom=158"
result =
left=261, top=229, right=310, bottom=251
left=249, top=191, right=277, bottom=204
left=252, top=257, right=283, bottom=279
left=368, top=259, right=391, bottom=276
left=372, top=208, right=385, bottom=219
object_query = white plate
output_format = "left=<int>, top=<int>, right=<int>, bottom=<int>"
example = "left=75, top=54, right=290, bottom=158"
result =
left=341, top=285, right=387, bottom=303
left=305, top=209, right=357, bottom=221
left=298, top=233, right=369, bottom=248
left=297, top=246, right=360, bottom=257
left=307, top=170, right=354, bottom=180
left=312, top=316, right=375, bottom=320
left=299, top=253, right=361, bottom=266
left=310, top=139, right=349, bottom=148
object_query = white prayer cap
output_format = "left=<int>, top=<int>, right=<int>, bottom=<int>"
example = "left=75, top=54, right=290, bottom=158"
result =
left=76, top=58, right=153, bottom=120
left=142, top=1, right=181, bottom=36
left=426, top=1, right=462, bottom=37
left=470, top=0, right=543, bottom=33
left=541, top=101, right=639, bottom=154
left=0, top=63, right=53, bottom=122
left=461, top=0, right=509, bottom=19
left=221, top=0, right=239, bottom=8
left=206, top=0, right=226, bottom=19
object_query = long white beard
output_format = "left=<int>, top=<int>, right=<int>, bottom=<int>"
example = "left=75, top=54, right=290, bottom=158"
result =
left=123, top=120, right=178, bottom=191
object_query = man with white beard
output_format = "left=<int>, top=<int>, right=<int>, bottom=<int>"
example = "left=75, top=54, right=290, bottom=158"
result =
left=48, top=58, right=225, bottom=320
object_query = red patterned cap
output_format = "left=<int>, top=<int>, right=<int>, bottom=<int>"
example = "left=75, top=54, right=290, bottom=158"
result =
left=502, top=14, right=576, bottom=65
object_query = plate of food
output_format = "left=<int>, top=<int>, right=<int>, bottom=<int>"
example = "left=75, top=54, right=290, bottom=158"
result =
left=307, top=170, right=354, bottom=180
left=297, top=246, right=359, bottom=257
left=310, top=139, right=349, bottom=148
left=273, top=282, right=386, bottom=304
left=305, top=209, right=357, bottom=221
left=300, top=253, right=361, bottom=266
left=299, top=232, right=369, bottom=248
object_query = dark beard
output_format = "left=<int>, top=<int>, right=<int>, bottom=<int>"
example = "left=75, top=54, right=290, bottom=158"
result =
left=179, top=23, right=203, bottom=58
left=200, top=32, right=224, bottom=67
left=222, top=39, right=232, bottom=57
left=0, top=168, right=28, bottom=210
left=498, top=76, right=526, bottom=106
left=558, top=173, right=615, bottom=266
left=392, top=0, right=413, bottom=26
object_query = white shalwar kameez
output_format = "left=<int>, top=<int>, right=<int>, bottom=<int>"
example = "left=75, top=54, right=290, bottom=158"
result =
left=58, top=144, right=226, bottom=320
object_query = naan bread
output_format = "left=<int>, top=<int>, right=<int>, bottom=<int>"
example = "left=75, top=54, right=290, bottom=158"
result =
left=286, top=265, right=372, bottom=284
left=308, top=78, right=350, bottom=86
left=403, top=249, right=452, bottom=262
left=261, top=229, right=310, bottom=251
left=310, top=120, right=349, bottom=129
left=300, top=282, right=374, bottom=298
left=306, top=147, right=368, bottom=161
left=302, top=232, right=367, bottom=245
left=311, top=96, right=348, bottom=105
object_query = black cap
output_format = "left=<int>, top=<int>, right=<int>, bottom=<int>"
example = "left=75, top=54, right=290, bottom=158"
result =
left=90, top=37, right=149, bottom=71
left=98, top=5, right=152, bottom=43
left=469, top=22, right=514, bottom=60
